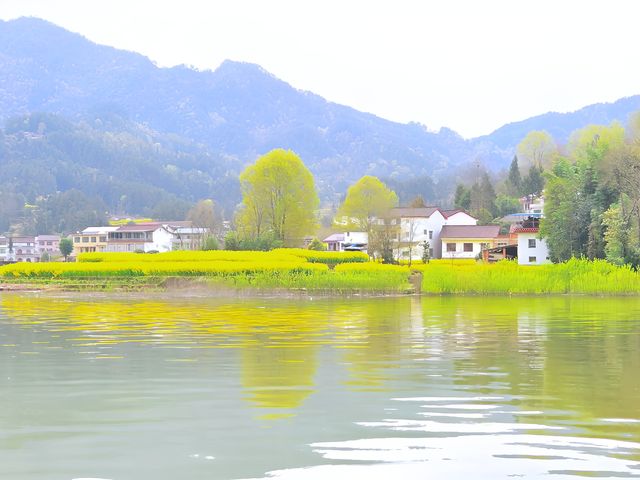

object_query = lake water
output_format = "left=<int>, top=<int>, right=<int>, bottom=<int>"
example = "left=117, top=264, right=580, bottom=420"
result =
left=1, top=293, right=639, bottom=479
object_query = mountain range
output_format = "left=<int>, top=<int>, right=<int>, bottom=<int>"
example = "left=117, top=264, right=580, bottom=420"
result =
left=1, top=16, right=639, bottom=221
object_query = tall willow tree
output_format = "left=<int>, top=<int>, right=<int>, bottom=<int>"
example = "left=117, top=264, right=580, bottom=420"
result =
left=236, top=149, right=319, bottom=246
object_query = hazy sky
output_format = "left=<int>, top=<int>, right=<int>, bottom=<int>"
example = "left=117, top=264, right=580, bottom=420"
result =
left=2, top=0, right=639, bottom=138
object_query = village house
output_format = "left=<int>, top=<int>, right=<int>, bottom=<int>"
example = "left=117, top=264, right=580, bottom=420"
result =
left=106, top=224, right=176, bottom=253
left=389, top=207, right=478, bottom=260
left=0, top=236, right=7, bottom=262
left=10, top=236, right=40, bottom=263
left=510, top=214, right=550, bottom=265
left=323, top=231, right=368, bottom=253
left=171, top=226, right=211, bottom=250
left=73, top=227, right=119, bottom=254
left=35, top=235, right=61, bottom=257
left=441, top=225, right=502, bottom=259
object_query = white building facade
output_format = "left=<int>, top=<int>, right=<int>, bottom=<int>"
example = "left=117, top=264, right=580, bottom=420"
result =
left=440, top=225, right=501, bottom=260
left=393, top=207, right=478, bottom=260
left=516, top=230, right=550, bottom=265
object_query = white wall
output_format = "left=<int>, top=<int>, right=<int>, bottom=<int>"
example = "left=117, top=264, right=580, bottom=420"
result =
left=444, top=212, right=478, bottom=226
left=397, top=211, right=478, bottom=260
left=149, top=228, right=175, bottom=252
left=440, top=240, right=485, bottom=259
left=517, top=233, right=550, bottom=265
left=345, top=231, right=367, bottom=245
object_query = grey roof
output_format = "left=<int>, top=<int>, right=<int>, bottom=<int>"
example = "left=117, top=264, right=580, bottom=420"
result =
left=440, top=225, right=501, bottom=239
left=389, top=207, right=440, bottom=218
left=323, top=233, right=345, bottom=242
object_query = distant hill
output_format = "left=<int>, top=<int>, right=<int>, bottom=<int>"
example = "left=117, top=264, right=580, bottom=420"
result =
left=474, top=96, right=640, bottom=152
left=1, top=17, right=639, bottom=221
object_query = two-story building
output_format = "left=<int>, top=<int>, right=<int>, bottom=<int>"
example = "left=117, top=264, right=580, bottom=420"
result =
left=73, top=227, right=119, bottom=254
left=171, top=226, right=211, bottom=250
left=390, top=207, right=478, bottom=260
left=35, top=235, right=61, bottom=258
left=0, top=236, right=8, bottom=262
left=11, top=236, right=39, bottom=262
left=106, top=224, right=176, bottom=253
left=510, top=214, right=550, bottom=265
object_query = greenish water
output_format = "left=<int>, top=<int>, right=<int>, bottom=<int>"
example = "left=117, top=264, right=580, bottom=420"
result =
left=0, top=293, right=639, bottom=479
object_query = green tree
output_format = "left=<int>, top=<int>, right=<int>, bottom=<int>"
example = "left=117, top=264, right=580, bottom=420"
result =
left=236, top=149, right=319, bottom=246
left=495, top=194, right=521, bottom=217
left=334, top=175, right=398, bottom=239
left=307, top=238, right=326, bottom=251
left=201, top=236, right=219, bottom=251
left=522, top=165, right=545, bottom=195
left=421, top=241, right=431, bottom=263
left=540, top=159, right=585, bottom=261
left=453, top=184, right=471, bottom=210
left=469, top=173, right=497, bottom=219
left=59, top=238, right=73, bottom=261
left=516, top=130, right=557, bottom=169
left=505, top=156, right=522, bottom=196
left=602, top=203, right=628, bottom=265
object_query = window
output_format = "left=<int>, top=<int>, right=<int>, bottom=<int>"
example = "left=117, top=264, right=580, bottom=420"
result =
left=429, top=248, right=434, bottom=257
left=480, top=242, right=489, bottom=250
left=90, top=237, right=96, bottom=243
left=82, top=237, right=89, bottom=243
left=528, top=238, right=536, bottom=248
left=446, top=243, right=456, bottom=252
left=429, top=230, right=433, bottom=240
left=46, top=241, right=52, bottom=246
left=39, top=241, right=44, bottom=245
left=463, top=243, right=473, bottom=252
left=529, top=256, right=537, bottom=263
left=74, top=237, right=80, bottom=243
left=99, top=236, right=107, bottom=242
left=423, top=229, right=427, bottom=235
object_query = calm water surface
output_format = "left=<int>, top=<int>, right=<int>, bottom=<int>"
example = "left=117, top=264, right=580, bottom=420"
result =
left=1, top=293, right=639, bottom=479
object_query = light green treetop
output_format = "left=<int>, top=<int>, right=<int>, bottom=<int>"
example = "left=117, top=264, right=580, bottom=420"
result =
left=516, top=130, right=557, bottom=170
left=568, top=122, right=625, bottom=164
left=236, top=149, right=319, bottom=245
left=334, top=175, right=398, bottom=234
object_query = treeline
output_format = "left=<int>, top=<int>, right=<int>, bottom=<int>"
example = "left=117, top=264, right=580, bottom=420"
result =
left=452, top=112, right=640, bottom=267
left=0, top=112, right=241, bottom=234
left=452, top=130, right=552, bottom=223
left=542, top=113, right=640, bottom=265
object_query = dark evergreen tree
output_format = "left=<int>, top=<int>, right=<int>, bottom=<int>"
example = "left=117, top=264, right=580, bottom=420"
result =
left=506, top=156, right=522, bottom=196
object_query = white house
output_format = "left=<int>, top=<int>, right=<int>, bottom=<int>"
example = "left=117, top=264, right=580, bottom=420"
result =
left=440, top=225, right=501, bottom=259
left=516, top=229, right=550, bottom=265
left=106, top=224, right=176, bottom=252
left=322, top=231, right=368, bottom=252
left=509, top=195, right=551, bottom=266
left=390, top=207, right=478, bottom=260
left=0, top=236, right=7, bottom=261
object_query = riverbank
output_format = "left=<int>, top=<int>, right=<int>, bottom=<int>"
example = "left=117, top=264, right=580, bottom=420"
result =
left=1, top=253, right=639, bottom=296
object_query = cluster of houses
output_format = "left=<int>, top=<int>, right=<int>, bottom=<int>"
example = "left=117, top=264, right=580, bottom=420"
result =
left=1, top=197, right=549, bottom=266
left=72, top=222, right=210, bottom=255
left=0, top=235, right=62, bottom=263
left=0, top=221, right=211, bottom=263
left=324, top=196, right=549, bottom=265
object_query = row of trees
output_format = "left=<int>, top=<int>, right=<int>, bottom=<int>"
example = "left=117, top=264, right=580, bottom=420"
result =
left=541, top=114, right=640, bottom=264
left=225, top=149, right=404, bottom=257
left=453, top=131, right=554, bottom=224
